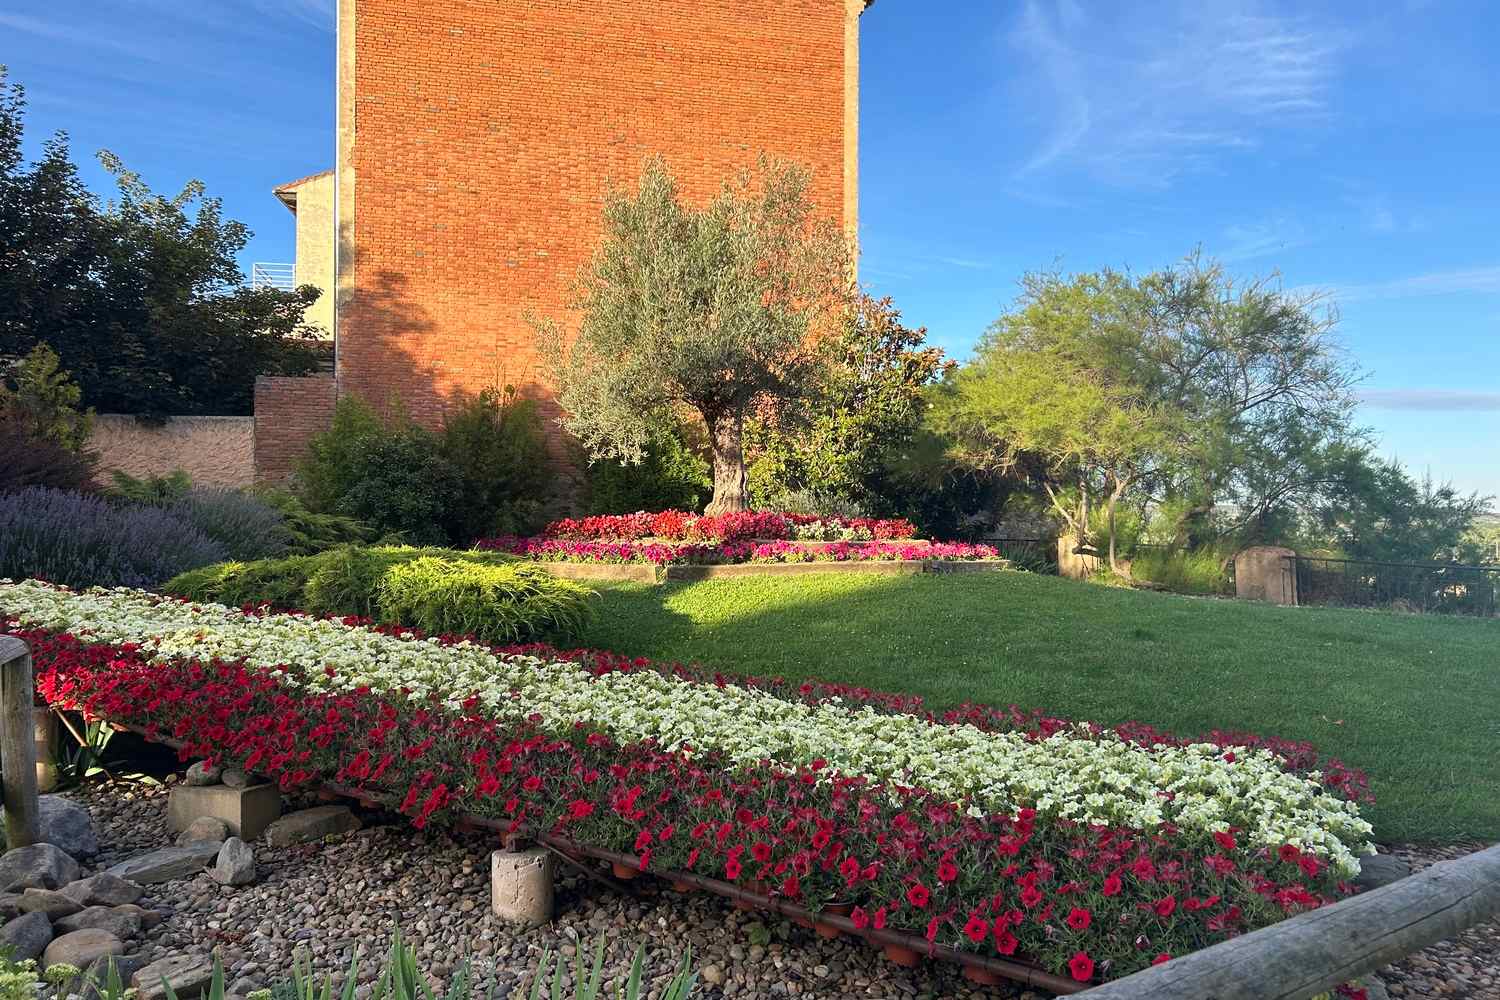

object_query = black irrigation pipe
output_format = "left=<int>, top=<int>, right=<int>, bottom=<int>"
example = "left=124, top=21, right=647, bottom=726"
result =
left=106, top=721, right=1082, bottom=995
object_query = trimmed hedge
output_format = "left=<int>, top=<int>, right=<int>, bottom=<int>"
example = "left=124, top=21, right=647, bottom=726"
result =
left=164, top=546, right=596, bottom=644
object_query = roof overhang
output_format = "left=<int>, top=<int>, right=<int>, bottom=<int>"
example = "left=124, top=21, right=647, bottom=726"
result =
left=273, top=169, right=333, bottom=213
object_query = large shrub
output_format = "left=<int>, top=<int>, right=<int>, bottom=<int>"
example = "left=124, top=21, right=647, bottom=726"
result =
left=0, top=422, right=98, bottom=494
left=438, top=387, right=553, bottom=542
left=295, top=396, right=387, bottom=515
left=165, top=545, right=593, bottom=643
left=335, top=430, right=461, bottom=545
left=583, top=418, right=711, bottom=516
left=0, top=487, right=226, bottom=588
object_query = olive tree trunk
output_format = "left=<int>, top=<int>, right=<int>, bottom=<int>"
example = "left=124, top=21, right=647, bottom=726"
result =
left=703, top=408, right=749, bottom=515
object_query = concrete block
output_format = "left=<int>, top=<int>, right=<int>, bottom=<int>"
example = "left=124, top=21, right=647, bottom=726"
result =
left=166, top=783, right=282, bottom=841
left=490, top=848, right=554, bottom=928
left=1234, top=545, right=1299, bottom=605
left=263, top=805, right=360, bottom=847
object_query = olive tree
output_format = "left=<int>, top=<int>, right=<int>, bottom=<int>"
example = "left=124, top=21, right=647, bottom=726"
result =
left=536, top=156, right=852, bottom=514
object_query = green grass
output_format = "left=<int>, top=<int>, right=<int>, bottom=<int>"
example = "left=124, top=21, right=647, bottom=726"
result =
left=575, top=571, right=1500, bottom=844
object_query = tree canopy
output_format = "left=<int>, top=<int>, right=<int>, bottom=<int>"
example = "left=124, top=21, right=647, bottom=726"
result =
left=0, top=69, right=321, bottom=417
left=538, top=156, right=852, bottom=514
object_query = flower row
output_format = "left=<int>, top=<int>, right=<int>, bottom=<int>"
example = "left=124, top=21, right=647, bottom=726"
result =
left=475, top=538, right=1000, bottom=566
left=20, top=626, right=1353, bottom=983
left=540, top=511, right=919, bottom=544
left=0, top=581, right=1374, bottom=875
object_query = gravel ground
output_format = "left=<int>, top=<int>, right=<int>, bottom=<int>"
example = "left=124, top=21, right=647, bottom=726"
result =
left=65, top=784, right=1496, bottom=999
left=1380, top=843, right=1500, bottom=1000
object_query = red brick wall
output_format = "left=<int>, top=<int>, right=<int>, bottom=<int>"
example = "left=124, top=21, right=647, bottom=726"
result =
left=253, top=375, right=338, bottom=484
left=340, top=0, right=858, bottom=439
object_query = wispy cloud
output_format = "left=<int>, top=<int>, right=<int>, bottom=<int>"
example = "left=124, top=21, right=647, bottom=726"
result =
left=1217, top=218, right=1309, bottom=262
left=247, top=0, right=335, bottom=31
left=0, top=13, right=170, bottom=62
left=1304, top=265, right=1500, bottom=302
left=1008, top=0, right=1349, bottom=187
left=1360, top=389, right=1500, bottom=412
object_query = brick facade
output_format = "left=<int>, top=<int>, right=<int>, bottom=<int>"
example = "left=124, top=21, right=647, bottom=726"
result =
left=335, top=0, right=865, bottom=436
left=253, top=375, right=338, bottom=484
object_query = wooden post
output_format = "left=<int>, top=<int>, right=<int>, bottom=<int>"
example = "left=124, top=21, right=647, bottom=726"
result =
left=1071, top=843, right=1500, bottom=1000
left=0, top=636, right=40, bottom=849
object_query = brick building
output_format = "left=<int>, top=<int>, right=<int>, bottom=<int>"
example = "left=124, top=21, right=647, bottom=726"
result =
left=256, top=0, right=871, bottom=481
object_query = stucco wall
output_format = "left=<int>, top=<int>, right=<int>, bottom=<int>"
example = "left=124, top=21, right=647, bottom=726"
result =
left=89, top=415, right=255, bottom=488
left=293, top=173, right=336, bottom=337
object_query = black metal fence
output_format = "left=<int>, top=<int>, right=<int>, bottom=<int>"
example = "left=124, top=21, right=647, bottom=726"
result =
left=1288, top=555, right=1500, bottom=618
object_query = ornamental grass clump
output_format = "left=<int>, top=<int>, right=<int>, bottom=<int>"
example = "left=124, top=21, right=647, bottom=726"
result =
left=2, top=580, right=1379, bottom=985
left=0, top=487, right=226, bottom=588
left=164, top=545, right=592, bottom=643
left=377, top=557, right=596, bottom=644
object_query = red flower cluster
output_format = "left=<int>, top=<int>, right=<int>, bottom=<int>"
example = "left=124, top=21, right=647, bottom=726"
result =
left=475, top=538, right=1000, bottom=566
left=538, top=511, right=918, bottom=544
left=10, top=620, right=1360, bottom=985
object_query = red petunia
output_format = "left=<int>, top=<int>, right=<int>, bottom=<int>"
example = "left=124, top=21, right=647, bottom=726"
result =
left=906, top=883, right=930, bottom=908
left=1065, top=907, right=1092, bottom=931
left=1154, top=895, right=1178, bottom=918
left=1020, top=885, right=1044, bottom=908
left=724, top=858, right=742, bottom=880
left=993, top=926, right=1019, bottom=955
left=851, top=906, right=869, bottom=930
left=1152, top=953, right=1172, bottom=966
left=1213, top=830, right=1237, bottom=852
left=963, top=914, right=989, bottom=943
left=1068, top=951, right=1095, bottom=983
left=1279, top=844, right=1302, bottom=863
left=872, top=906, right=888, bottom=930
left=937, top=860, right=959, bottom=883
left=1102, top=874, right=1123, bottom=896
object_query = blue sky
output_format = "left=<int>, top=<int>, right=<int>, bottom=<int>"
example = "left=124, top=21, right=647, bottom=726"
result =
left=5, top=1, right=1498, bottom=496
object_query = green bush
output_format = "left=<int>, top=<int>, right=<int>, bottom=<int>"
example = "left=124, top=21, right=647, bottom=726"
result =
left=106, top=469, right=193, bottom=505
left=295, top=395, right=387, bottom=514
left=334, top=427, right=462, bottom=545
left=439, top=387, right=554, bottom=541
left=379, top=557, right=595, bottom=643
left=253, top=488, right=374, bottom=554
left=584, top=418, right=710, bottom=515
left=164, top=546, right=593, bottom=644
left=1129, top=547, right=1233, bottom=596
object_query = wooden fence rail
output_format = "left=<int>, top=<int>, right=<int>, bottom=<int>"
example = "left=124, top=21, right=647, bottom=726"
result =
left=1072, top=842, right=1500, bottom=1000
left=0, top=635, right=40, bottom=849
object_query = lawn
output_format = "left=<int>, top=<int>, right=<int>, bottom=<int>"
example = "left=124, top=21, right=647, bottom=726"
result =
left=576, top=570, right=1500, bottom=845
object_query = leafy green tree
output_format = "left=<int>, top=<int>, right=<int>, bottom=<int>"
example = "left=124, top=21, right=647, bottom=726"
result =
left=537, top=156, right=852, bottom=514
left=1311, top=456, right=1491, bottom=564
left=748, top=294, right=950, bottom=511
left=438, top=386, right=553, bottom=540
left=932, top=270, right=1183, bottom=570
left=0, top=69, right=320, bottom=417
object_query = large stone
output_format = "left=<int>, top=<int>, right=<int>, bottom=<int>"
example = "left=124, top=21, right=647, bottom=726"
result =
left=104, top=842, right=222, bottom=885
left=489, top=848, right=554, bottom=928
left=1, top=795, right=99, bottom=859
left=0, top=843, right=82, bottom=891
left=1355, top=852, right=1411, bottom=891
left=184, top=761, right=222, bottom=787
left=220, top=769, right=250, bottom=789
left=55, top=904, right=143, bottom=940
left=61, top=872, right=144, bottom=907
left=0, top=910, right=53, bottom=962
left=262, top=805, right=360, bottom=847
left=0, top=891, right=21, bottom=921
left=175, top=817, right=230, bottom=846
left=114, top=903, right=163, bottom=929
left=132, top=955, right=217, bottom=1000
left=211, top=838, right=255, bottom=886
left=17, top=887, right=84, bottom=920
left=41, top=928, right=123, bottom=971
left=166, top=783, right=282, bottom=841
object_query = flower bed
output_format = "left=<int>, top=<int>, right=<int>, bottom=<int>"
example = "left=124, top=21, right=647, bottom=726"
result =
left=476, top=537, right=1000, bottom=566
left=541, top=510, right=918, bottom=543
left=1, top=580, right=1376, bottom=984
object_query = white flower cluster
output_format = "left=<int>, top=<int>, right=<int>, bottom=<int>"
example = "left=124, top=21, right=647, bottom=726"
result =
left=1, top=580, right=1374, bottom=873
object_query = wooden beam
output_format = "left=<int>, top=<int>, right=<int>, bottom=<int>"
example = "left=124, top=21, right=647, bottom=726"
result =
left=0, top=636, right=40, bottom=849
left=1071, top=843, right=1500, bottom=1000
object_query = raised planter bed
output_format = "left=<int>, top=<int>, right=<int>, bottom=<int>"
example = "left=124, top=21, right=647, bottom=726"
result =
left=526, top=558, right=1011, bottom=585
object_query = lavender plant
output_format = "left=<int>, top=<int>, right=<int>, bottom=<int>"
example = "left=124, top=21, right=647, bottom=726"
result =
left=0, top=487, right=227, bottom=588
